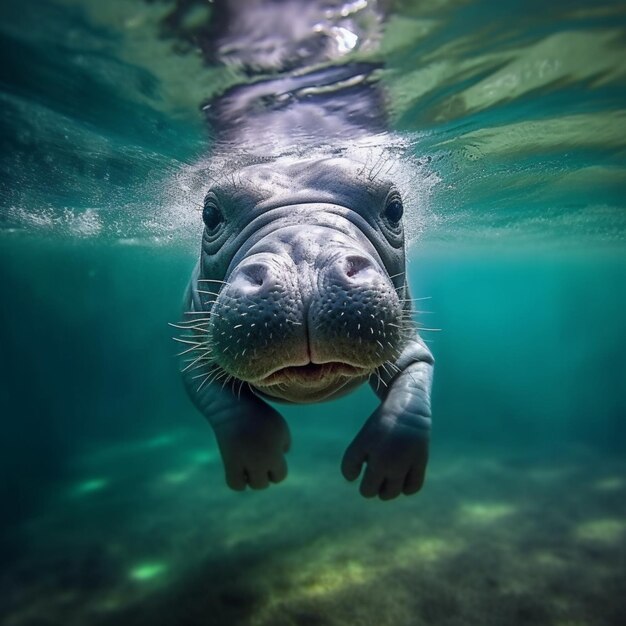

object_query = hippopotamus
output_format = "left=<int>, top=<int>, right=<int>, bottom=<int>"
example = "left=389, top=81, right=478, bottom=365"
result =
left=173, top=0, right=434, bottom=500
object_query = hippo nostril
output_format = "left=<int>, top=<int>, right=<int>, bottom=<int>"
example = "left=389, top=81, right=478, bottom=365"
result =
left=233, top=262, right=270, bottom=292
left=243, top=263, right=267, bottom=286
left=344, top=255, right=375, bottom=279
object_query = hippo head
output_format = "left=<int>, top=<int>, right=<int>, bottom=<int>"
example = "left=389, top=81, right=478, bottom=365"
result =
left=192, top=155, right=410, bottom=403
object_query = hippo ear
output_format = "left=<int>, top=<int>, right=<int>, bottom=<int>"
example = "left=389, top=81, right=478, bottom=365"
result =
left=203, top=194, right=224, bottom=231
left=383, top=191, right=404, bottom=225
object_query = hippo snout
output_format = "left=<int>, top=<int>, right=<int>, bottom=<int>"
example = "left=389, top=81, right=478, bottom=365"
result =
left=206, top=224, right=404, bottom=402
left=230, top=252, right=379, bottom=298
left=309, top=251, right=403, bottom=368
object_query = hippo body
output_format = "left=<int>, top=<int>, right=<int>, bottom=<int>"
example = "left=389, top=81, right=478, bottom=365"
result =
left=175, top=0, right=434, bottom=500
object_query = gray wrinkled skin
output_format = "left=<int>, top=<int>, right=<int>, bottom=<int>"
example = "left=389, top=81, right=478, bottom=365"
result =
left=175, top=0, right=434, bottom=500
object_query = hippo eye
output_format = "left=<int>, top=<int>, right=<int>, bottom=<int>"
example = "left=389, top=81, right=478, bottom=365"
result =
left=202, top=195, right=224, bottom=232
left=383, top=193, right=404, bottom=225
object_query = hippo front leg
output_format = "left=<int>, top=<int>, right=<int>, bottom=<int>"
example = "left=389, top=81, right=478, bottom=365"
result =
left=341, top=337, right=434, bottom=500
left=184, top=373, right=291, bottom=491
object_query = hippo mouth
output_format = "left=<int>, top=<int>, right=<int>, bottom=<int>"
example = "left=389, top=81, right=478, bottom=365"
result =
left=255, top=361, right=370, bottom=388
left=251, top=361, right=372, bottom=403
left=257, top=361, right=370, bottom=386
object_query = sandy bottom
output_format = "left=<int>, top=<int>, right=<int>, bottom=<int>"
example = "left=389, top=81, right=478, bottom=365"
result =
left=2, top=426, right=625, bottom=626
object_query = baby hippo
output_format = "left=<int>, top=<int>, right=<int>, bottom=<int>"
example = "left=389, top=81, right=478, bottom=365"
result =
left=176, top=156, right=434, bottom=500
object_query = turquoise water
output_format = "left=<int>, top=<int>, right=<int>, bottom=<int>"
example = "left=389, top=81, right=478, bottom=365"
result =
left=1, top=1, right=625, bottom=625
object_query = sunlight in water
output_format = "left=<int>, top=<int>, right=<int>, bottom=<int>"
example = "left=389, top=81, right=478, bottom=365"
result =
left=531, top=551, right=567, bottom=569
left=456, top=31, right=625, bottom=114
left=70, top=478, right=109, bottom=497
left=144, top=434, right=178, bottom=448
left=460, top=502, right=517, bottom=523
left=396, top=536, right=463, bottom=566
left=129, top=562, right=168, bottom=581
left=188, top=450, right=218, bottom=465
left=276, top=533, right=462, bottom=608
left=593, top=476, right=624, bottom=492
left=300, top=561, right=369, bottom=598
left=437, top=111, right=626, bottom=156
left=162, top=470, right=193, bottom=484
left=574, top=519, right=626, bottom=544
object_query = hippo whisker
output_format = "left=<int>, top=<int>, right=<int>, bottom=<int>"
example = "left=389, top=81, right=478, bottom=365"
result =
left=388, top=271, right=406, bottom=280
left=399, top=297, right=432, bottom=304
left=367, top=153, right=391, bottom=182
left=197, top=366, right=229, bottom=391
left=169, top=322, right=209, bottom=331
left=177, top=347, right=198, bottom=357
left=170, top=320, right=205, bottom=329
left=197, top=290, right=222, bottom=297
left=198, top=279, right=230, bottom=286
left=182, top=353, right=214, bottom=373
left=177, top=343, right=209, bottom=357
left=383, top=359, right=421, bottom=389
left=210, top=367, right=231, bottom=384
left=184, top=359, right=214, bottom=375
left=384, top=360, right=401, bottom=374
left=172, top=337, right=205, bottom=347
left=196, top=372, right=219, bottom=393
left=175, top=324, right=212, bottom=332
left=236, top=379, right=246, bottom=400
left=171, top=318, right=215, bottom=325
left=379, top=362, right=393, bottom=378
left=179, top=311, right=220, bottom=324
left=192, top=369, right=215, bottom=381
left=194, top=374, right=210, bottom=391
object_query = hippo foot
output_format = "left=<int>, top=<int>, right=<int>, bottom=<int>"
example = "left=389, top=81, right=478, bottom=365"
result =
left=341, top=410, right=429, bottom=501
left=213, top=409, right=291, bottom=491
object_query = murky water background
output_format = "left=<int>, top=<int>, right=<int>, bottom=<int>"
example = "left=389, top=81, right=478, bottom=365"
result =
left=1, top=1, right=625, bottom=625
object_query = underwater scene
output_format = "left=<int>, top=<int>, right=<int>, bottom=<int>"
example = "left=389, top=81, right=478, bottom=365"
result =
left=1, top=0, right=625, bottom=625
